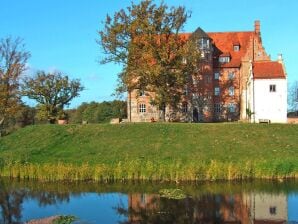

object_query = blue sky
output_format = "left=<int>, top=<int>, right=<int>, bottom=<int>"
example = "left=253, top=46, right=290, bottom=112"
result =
left=0, top=0, right=297, bottom=108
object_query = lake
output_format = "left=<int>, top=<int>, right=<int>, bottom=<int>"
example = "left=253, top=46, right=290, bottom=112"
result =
left=0, top=178, right=298, bottom=223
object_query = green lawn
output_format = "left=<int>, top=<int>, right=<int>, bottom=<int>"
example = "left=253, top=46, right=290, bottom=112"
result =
left=0, top=123, right=297, bottom=181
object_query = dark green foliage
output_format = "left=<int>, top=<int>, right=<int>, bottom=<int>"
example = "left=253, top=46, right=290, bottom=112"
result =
left=1, top=104, right=35, bottom=136
left=53, top=215, right=76, bottom=224
left=69, top=100, right=127, bottom=124
left=22, top=71, right=84, bottom=124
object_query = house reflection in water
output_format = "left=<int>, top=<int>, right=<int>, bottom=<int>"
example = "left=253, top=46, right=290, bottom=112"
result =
left=246, top=193, right=287, bottom=224
left=127, top=192, right=288, bottom=224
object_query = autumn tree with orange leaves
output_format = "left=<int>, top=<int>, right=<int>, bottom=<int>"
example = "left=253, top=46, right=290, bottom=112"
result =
left=98, top=0, right=196, bottom=120
left=0, top=37, right=30, bottom=136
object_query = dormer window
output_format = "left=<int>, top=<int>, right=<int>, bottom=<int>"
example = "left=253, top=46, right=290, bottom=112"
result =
left=219, top=56, right=230, bottom=63
left=219, top=53, right=230, bottom=63
left=234, top=45, right=240, bottom=51
left=233, top=42, right=240, bottom=51
left=199, top=38, right=210, bottom=50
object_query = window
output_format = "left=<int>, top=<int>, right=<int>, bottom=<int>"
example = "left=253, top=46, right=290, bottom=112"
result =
left=214, top=103, right=221, bottom=113
left=201, top=52, right=205, bottom=58
left=214, top=72, right=220, bottom=80
left=228, top=103, right=236, bottom=113
left=228, top=72, right=235, bottom=80
left=183, top=86, right=188, bottom=95
left=192, top=77, right=198, bottom=85
left=229, top=87, right=235, bottom=96
left=139, top=90, right=145, bottom=96
left=233, top=45, right=240, bottom=51
left=219, top=56, right=230, bottom=63
left=182, top=102, right=188, bottom=113
left=139, top=104, right=146, bottom=113
left=269, top=84, right=276, bottom=92
left=199, top=38, right=209, bottom=50
left=140, top=194, right=146, bottom=204
left=205, top=75, right=212, bottom=84
left=207, top=91, right=212, bottom=100
left=214, top=87, right=220, bottom=96
left=269, top=206, right=276, bottom=215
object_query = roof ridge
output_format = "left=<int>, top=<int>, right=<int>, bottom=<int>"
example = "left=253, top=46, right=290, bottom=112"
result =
left=207, top=31, right=254, bottom=34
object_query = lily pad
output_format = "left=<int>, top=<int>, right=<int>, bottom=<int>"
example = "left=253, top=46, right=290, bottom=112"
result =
left=159, top=188, right=187, bottom=200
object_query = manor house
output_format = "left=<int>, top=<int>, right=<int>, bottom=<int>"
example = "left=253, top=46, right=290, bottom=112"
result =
left=127, top=21, right=287, bottom=123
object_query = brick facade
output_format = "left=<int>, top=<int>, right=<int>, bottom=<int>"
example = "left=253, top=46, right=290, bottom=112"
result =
left=127, top=21, right=282, bottom=122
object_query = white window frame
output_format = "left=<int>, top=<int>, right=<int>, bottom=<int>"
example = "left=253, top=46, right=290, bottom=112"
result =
left=219, top=56, right=230, bottom=63
left=214, top=87, right=220, bottom=96
left=233, top=45, right=240, bottom=51
left=228, top=103, right=236, bottom=113
left=229, top=86, right=235, bottom=96
left=139, top=104, right=146, bottom=113
left=214, top=72, right=220, bottom=80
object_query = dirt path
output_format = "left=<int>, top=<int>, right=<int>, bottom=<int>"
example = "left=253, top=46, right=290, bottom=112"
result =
left=26, top=216, right=59, bottom=224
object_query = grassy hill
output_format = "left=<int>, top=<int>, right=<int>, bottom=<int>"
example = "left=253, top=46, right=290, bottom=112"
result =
left=0, top=123, right=298, bottom=181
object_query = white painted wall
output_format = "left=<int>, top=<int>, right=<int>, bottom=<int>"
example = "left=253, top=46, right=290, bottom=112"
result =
left=253, top=193, right=287, bottom=221
left=253, top=79, right=287, bottom=123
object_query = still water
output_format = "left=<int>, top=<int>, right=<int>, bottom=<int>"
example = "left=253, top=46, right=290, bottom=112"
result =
left=0, top=178, right=298, bottom=224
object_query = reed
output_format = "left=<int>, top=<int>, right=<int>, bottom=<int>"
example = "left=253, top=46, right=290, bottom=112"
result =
left=1, top=159, right=297, bottom=182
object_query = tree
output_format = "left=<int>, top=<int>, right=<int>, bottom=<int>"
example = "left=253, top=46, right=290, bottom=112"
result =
left=288, top=81, right=298, bottom=114
left=0, top=37, right=30, bottom=135
left=22, top=71, right=84, bottom=123
left=68, top=100, right=127, bottom=124
left=98, top=0, right=191, bottom=120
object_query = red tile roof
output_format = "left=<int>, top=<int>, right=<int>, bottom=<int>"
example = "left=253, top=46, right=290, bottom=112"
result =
left=207, top=32, right=254, bottom=68
left=180, top=31, right=255, bottom=68
left=253, top=61, right=286, bottom=79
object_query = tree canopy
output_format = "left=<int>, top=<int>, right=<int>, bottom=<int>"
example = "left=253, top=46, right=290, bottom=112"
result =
left=0, top=37, right=30, bottom=135
left=22, top=71, right=84, bottom=123
left=98, top=0, right=194, bottom=119
left=69, top=100, right=127, bottom=124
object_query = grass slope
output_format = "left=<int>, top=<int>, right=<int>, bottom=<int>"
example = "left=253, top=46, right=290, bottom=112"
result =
left=0, top=123, right=297, bottom=181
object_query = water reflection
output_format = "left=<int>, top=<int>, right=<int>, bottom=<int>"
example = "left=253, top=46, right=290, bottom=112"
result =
left=123, top=193, right=290, bottom=224
left=0, top=179, right=297, bottom=224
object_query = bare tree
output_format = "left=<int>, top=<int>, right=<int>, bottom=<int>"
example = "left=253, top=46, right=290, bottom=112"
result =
left=0, top=37, right=30, bottom=135
left=288, top=81, right=298, bottom=114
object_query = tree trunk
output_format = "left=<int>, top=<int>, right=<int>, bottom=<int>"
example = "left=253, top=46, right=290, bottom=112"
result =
left=0, top=117, right=4, bottom=126
left=160, top=103, right=166, bottom=122
left=48, top=118, right=56, bottom=124
left=0, top=117, right=4, bottom=137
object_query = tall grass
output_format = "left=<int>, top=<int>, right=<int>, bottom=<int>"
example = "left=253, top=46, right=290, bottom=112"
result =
left=1, top=123, right=298, bottom=182
left=1, top=159, right=297, bottom=182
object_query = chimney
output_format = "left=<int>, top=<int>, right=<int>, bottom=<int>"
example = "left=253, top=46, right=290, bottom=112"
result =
left=254, top=20, right=260, bottom=34
left=277, top=53, right=283, bottom=63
